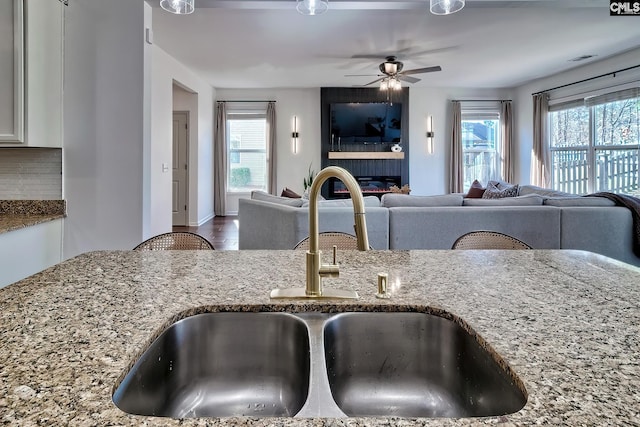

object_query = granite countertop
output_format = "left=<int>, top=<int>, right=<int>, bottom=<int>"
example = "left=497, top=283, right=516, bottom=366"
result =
left=0, top=200, right=66, bottom=234
left=1, top=249, right=639, bottom=425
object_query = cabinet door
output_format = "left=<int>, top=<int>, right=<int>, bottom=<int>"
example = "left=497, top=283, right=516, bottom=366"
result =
left=0, top=0, right=25, bottom=143
left=0, top=219, right=63, bottom=288
left=24, top=0, right=64, bottom=147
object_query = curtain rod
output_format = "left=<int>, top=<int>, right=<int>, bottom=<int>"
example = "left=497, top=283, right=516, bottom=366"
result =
left=451, top=99, right=512, bottom=102
left=532, top=64, right=640, bottom=96
left=217, top=100, right=276, bottom=103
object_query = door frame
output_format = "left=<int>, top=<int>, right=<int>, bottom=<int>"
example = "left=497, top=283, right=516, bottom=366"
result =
left=172, top=110, right=190, bottom=226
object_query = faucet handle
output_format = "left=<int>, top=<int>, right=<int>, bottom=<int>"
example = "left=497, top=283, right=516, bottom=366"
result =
left=376, top=272, right=390, bottom=299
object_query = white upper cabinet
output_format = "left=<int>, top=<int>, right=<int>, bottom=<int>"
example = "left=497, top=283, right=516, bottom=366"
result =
left=0, top=0, right=24, bottom=143
left=1, top=0, right=63, bottom=147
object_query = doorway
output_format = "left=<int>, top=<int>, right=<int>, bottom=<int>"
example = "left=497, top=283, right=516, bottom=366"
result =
left=172, top=111, right=189, bottom=226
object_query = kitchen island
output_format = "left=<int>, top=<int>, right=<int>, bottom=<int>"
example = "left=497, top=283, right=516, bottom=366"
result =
left=1, top=249, right=639, bottom=425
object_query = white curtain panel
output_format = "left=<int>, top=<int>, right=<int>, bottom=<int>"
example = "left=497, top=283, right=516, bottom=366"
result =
left=531, top=94, right=550, bottom=188
left=266, top=102, right=277, bottom=195
left=500, top=100, right=513, bottom=183
left=449, top=101, right=463, bottom=193
left=214, top=102, right=227, bottom=216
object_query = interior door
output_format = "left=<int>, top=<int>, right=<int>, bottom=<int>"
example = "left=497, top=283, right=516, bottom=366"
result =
left=172, top=111, right=188, bottom=226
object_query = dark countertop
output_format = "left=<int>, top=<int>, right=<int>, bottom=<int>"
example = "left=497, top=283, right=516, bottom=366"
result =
left=0, top=200, right=65, bottom=235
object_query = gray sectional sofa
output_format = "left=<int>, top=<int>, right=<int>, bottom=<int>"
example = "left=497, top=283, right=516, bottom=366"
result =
left=238, top=187, right=640, bottom=267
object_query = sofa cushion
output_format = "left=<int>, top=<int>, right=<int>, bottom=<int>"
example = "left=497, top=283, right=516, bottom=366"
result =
left=519, top=185, right=574, bottom=198
left=482, top=183, right=519, bottom=199
left=465, top=180, right=485, bottom=198
left=301, top=196, right=381, bottom=208
left=388, top=206, right=561, bottom=250
left=280, top=187, right=301, bottom=198
left=543, top=196, right=616, bottom=207
left=464, top=194, right=544, bottom=206
left=251, top=191, right=304, bottom=207
left=381, top=193, right=464, bottom=207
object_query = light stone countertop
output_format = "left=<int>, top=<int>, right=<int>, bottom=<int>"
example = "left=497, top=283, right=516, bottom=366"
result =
left=1, top=249, right=639, bottom=426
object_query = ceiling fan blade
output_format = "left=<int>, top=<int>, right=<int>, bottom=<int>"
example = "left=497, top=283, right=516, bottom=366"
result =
left=401, top=65, right=442, bottom=75
left=398, top=75, right=421, bottom=84
left=345, top=74, right=381, bottom=77
left=360, top=77, right=385, bottom=86
left=351, top=54, right=387, bottom=59
left=407, top=46, right=459, bottom=58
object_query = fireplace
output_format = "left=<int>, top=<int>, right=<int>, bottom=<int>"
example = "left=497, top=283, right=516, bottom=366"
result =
left=328, top=176, right=402, bottom=199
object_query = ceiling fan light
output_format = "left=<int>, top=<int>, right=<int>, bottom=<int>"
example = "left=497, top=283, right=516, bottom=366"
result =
left=430, top=0, right=465, bottom=15
left=297, top=0, right=329, bottom=16
left=380, top=79, right=389, bottom=91
left=160, top=0, right=194, bottom=14
left=384, top=63, right=398, bottom=74
left=392, top=78, right=402, bottom=90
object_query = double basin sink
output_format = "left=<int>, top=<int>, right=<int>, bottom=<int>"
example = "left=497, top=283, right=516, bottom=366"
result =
left=113, top=311, right=527, bottom=419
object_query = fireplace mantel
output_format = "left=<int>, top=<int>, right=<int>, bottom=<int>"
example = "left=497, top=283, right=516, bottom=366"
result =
left=327, top=151, right=404, bottom=160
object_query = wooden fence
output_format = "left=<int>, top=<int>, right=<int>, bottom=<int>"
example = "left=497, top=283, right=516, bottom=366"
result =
left=553, top=150, right=639, bottom=194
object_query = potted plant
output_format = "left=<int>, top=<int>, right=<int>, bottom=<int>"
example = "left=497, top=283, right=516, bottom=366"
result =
left=303, top=164, right=315, bottom=191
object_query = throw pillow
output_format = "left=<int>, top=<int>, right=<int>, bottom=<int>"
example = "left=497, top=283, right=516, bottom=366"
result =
left=487, top=179, right=515, bottom=189
left=482, top=182, right=519, bottom=199
left=465, top=180, right=485, bottom=198
left=280, top=187, right=301, bottom=198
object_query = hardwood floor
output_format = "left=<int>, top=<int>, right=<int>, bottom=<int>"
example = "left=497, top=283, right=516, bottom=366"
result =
left=173, top=216, right=238, bottom=250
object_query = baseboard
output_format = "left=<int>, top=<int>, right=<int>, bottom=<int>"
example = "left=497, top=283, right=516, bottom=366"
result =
left=191, top=212, right=214, bottom=227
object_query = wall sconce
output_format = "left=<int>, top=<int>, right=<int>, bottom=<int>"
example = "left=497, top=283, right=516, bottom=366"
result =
left=292, top=115, right=300, bottom=154
left=426, top=115, right=435, bottom=154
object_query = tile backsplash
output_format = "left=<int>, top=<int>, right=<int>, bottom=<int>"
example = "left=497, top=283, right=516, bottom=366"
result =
left=0, top=148, right=62, bottom=200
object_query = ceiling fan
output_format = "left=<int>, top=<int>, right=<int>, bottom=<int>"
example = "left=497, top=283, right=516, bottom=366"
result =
left=348, top=56, right=442, bottom=87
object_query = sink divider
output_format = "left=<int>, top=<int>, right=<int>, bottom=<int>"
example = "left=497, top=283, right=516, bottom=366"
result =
left=294, top=313, right=347, bottom=418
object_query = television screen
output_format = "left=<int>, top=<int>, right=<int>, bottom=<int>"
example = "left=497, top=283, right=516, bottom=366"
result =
left=330, top=102, right=402, bottom=143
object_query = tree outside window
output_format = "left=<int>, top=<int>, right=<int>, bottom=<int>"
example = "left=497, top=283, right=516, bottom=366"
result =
left=549, top=92, right=639, bottom=195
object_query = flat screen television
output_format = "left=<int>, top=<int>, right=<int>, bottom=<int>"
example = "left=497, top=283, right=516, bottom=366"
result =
left=330, top=102, right=402, bottom=144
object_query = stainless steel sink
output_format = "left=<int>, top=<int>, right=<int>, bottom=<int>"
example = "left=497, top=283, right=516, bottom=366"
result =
left=113, top=311, right=526, bottom=419
left=323, top=312, right=527, bottom=418
left=112, top=312, right=310, bottom=418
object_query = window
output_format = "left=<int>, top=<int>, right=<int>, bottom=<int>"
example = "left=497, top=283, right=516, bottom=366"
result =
left=461, top=111, right=500, bottom=192
left=226, top=113, right=268, bottom=193
left=549, top=88, right=640, bottom=195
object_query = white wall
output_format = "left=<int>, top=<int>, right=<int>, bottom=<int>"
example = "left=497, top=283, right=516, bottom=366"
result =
left=514, top=47, right=640, bottom=185
left=151, top=45, right=214, bottom=230
left=215, top=88, right=321, bottom=215
left=63, top=0, right=146, bottom=259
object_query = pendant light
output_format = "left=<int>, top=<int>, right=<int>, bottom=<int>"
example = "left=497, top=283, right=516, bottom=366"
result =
left=297, top=0, right=329, bottom=16
left=430, top=0, right=465, bottom=15
left=160, top=0, right=195, bottom=15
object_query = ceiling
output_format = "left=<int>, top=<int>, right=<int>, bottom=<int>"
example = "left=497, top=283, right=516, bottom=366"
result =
left=148, top=0, right=640, bottom=89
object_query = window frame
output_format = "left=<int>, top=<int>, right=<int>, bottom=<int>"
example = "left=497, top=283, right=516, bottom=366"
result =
left=461, top=109, right=501, bottom=192
left=225, top=112, right=268, bottom=194
left=548, top=90, right=640, bottom=195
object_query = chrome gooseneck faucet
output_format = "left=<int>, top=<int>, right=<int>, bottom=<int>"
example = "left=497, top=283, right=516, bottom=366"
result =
left=270, top=166, right=369, bottom=299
